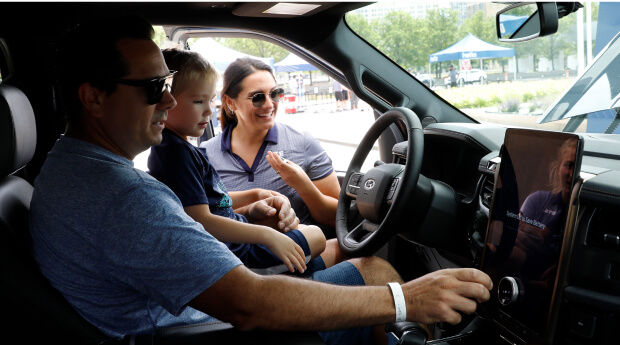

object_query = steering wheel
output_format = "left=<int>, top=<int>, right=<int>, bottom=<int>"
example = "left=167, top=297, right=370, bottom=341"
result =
left=336, top=107, right=424, bottom=257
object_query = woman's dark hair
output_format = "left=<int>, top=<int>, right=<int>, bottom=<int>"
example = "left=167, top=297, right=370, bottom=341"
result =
left=57, top=15, right=154, bottom=127
left=220, top=57, right=274, bottom=129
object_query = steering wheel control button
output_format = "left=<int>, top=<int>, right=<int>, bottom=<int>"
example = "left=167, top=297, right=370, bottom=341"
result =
left=498, top=276, right=522, bottom=306
left=389, top=178, right=399, bottom=191
left=346, top=173, right=365, bottom=198
left=347, top=185, right=359, bottom=196
left=350, top=173, right=362, bottom=185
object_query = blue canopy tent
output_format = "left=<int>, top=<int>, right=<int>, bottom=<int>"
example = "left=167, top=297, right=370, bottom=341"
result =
left=429, top=33, right=515, bottom=63
left=274, top=53, right=318, bottom=72
left=190, top=38, right=273, bottom=72
left=499, top=15, right=529, bottom=38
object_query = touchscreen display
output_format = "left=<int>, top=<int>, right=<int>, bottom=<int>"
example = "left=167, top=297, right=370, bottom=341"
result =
left=481, top=128, right=582, bottom=336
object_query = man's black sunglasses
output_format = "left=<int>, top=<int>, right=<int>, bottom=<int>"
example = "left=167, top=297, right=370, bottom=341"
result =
left=248, top=88, right=285, bottom=108
left=114, top=70, right=177, bottom=105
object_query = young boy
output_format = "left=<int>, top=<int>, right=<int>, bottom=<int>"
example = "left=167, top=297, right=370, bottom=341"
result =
left=148, top=49, right=327, bottom=274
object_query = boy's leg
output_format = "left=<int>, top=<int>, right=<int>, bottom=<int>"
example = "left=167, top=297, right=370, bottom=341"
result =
left=297, top=224, right=349, bottom=268
left=296, top=224, right=326, bottom=259
left=240, top=229, right=317, bottom=275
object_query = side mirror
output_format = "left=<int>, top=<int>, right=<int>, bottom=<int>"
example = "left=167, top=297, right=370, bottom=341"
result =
left=496, top=2, right=558, bottom=42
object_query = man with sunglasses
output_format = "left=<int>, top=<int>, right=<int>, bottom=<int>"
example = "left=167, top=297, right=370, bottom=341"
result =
left=30, top=15, right=492, bottom=344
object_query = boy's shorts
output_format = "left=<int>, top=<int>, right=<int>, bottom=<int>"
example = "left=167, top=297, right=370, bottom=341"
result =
left=228, top=229, right=318, bottom=275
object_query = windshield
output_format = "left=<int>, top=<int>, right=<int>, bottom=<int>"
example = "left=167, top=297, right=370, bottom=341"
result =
left=346, top=2, right=618, bottom=134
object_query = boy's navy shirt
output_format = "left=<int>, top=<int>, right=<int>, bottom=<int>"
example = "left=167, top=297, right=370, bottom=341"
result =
left=148, top=128, right=249, bottom=256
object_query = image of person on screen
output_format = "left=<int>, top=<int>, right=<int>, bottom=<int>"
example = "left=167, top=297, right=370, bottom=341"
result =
left=488, top=139, right=576, bottom=274
left=505, top=138, right=577, bottom=329
left=513, top=139, right=577, bottom=279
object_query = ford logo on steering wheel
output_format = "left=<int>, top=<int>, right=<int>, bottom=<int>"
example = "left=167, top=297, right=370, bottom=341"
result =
left=363, top=179, right=376, bottom=190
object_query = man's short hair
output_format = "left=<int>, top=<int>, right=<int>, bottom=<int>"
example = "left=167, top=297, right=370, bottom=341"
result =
left=57, top=15, right=154, bottom=126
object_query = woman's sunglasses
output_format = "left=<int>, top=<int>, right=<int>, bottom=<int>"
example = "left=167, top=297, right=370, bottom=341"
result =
left=114, top=70, right=177, bottom=105
left=248, top=88, right=284, bottom=108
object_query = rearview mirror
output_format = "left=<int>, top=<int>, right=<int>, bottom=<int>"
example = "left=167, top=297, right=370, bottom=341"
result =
left=496, top=2, right=558, bottom=42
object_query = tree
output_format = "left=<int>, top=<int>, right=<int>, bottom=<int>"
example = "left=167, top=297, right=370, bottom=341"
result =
left=423, top=8, right=460, bottom=75
left=374, top=11, right=423, bottom=70
left=216, top=38, right=289, bottom=63
left=459, top=10, right=497, bottom=45
left=152, top=26, right=168, bottom=48
left=345, top=13, right=378, bottom=44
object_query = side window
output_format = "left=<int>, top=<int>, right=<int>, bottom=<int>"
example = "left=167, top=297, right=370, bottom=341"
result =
left=187, top=36, right=379, bottom=172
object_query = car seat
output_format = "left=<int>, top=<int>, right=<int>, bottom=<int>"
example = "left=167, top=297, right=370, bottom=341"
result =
left=0, top=83, right=112, bottom=343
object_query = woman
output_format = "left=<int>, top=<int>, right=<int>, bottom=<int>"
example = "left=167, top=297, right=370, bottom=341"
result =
left=202, top=58, right=340, bottom=235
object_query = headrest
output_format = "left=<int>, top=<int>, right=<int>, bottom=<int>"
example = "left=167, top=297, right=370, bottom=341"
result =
left=0, top=84, right=37, bottom=176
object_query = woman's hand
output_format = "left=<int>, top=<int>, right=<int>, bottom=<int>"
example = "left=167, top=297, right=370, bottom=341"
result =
left=266, top=151, right=311, bottom=190
left=264, top=228, right=307, bottom=273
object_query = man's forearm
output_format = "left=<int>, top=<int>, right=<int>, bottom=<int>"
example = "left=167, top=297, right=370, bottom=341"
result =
left=191, top=266, right=396, bottom=331
left=191, top=266, right=492, bottom=330
left=246, top=274, right=395, bottom=330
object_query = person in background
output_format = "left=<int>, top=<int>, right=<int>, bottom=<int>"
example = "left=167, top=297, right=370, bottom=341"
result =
left=333, top=79, right=344, bottom=111
left=296, top=73, right=304, bottom=104
left=449, top=64, right=457, bottom=88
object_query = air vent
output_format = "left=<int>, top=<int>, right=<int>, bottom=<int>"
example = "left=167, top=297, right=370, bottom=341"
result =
left=480, top=174, right=494, bottom=209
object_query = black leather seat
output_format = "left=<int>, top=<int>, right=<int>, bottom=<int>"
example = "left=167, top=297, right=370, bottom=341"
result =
left=0, top=83, right=111, bottom=344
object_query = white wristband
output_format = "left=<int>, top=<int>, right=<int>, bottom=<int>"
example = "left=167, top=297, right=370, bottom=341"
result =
left=387, top=282, right=407, bottom=322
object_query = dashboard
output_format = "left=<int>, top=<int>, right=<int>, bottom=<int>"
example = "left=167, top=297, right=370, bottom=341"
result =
left=391, top=122, right=620, bottom=345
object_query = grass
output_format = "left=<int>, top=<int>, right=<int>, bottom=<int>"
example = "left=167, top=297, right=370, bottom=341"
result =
left=435, top=79, right=573, bottom=113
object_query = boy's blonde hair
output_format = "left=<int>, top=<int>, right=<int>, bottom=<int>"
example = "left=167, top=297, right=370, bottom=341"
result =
left=161, top=48, right=218, bottom=95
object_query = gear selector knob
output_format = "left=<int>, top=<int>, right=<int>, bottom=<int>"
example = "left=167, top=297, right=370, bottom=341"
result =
left=498, top=276, right=522, bottom=306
